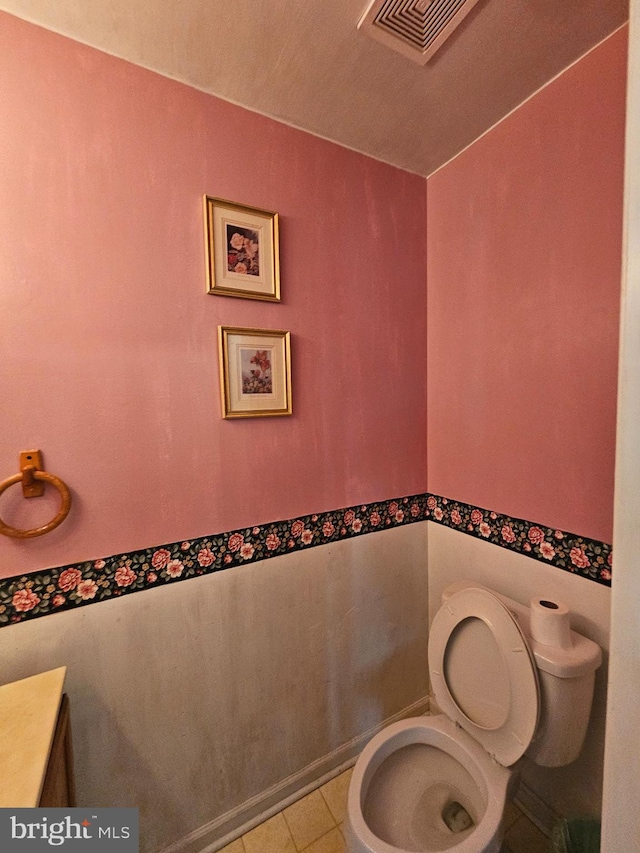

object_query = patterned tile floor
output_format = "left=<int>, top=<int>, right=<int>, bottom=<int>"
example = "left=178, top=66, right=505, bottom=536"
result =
left=219, top=768, right=551, bottom=853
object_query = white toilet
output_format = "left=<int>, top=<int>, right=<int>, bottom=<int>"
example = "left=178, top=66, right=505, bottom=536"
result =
left=345, top=581, right=602, bottom=853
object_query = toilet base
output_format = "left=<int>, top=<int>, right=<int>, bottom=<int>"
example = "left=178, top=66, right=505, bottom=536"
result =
left=344, top=821, right=503, bottom=853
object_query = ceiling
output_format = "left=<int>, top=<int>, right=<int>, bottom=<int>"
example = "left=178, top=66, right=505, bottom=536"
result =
left=0, top=0, right=628, bottom=176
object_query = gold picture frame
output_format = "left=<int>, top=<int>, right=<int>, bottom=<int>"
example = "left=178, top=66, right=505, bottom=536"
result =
left=218, top=327, right=292, bottom=418
left=204, top=196, right=280, bottom=301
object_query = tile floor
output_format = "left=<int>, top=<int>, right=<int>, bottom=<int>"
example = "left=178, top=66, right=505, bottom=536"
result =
left=501, top=800, right=551, bottom=853
left=218, top=768, right=551, bottom=853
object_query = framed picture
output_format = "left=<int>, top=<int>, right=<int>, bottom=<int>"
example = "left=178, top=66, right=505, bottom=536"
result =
left=204, top=196, right=280, bottom=301
left=218, top=327, right=292, bottom=418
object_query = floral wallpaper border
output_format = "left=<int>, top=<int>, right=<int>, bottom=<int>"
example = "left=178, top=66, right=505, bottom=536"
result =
left=0, top=493, right=612, bottom=628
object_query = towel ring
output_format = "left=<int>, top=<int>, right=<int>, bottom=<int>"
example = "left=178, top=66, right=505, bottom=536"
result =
left=0, top=468, right=72, bottom=539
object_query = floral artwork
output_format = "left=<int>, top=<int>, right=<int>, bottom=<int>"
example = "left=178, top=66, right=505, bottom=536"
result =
left=241, top=349, right=272, bottom=394
left=226, top=225, right=260, bottom=277
left=0, top=492, right=612, bottom=628
left=204, top=196, right=280, bottom=301
left=218, top=327, right=291, bottom=417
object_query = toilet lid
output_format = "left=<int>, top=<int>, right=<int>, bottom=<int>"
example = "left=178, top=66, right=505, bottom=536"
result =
left=428, top=587, right=540, bottom=767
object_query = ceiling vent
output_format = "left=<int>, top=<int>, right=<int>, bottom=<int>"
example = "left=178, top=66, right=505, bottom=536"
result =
left=358, top=0, right=482, bottom=65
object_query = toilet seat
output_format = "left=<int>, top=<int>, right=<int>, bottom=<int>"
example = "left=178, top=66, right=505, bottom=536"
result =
left=428, top=587, right=539, bottom=767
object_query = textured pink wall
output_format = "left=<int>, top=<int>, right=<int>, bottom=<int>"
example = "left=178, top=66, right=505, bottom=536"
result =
left=0, top=13, right=427, bottom=578
left=427, top=28, right=627, bottom=544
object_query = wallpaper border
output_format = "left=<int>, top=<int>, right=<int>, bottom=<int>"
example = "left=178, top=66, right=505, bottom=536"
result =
left=0, top=493, right=612, bottom=628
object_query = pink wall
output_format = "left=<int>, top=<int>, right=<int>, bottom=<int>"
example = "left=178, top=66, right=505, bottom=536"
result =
left=0, top=13, right=428, bottom=578
left=426, top=28, right=627, bottom=545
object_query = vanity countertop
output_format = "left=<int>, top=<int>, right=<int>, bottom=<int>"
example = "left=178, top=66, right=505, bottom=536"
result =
left=0, top=667, right=67, bottom=807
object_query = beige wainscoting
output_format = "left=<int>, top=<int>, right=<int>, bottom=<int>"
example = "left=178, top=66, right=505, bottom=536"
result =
left=0, top=522, right=429, bottom=853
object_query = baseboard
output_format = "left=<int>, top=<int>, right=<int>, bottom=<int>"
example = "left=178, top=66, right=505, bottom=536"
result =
left=159, top=695, right=430, bottom=853
left=514, top=779, right=561, bottom=838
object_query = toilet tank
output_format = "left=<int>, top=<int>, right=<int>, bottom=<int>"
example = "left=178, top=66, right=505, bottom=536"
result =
left=441, top=582, right=602, bottom=768
left=529, top=666, right=598, bottom=767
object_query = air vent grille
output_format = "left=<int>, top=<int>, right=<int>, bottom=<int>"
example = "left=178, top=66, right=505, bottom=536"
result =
left=358, top=0, right=482, bottom=65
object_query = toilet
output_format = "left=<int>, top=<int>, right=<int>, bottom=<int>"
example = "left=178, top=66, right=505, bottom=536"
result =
left=345, top=581, right=602, bottom=853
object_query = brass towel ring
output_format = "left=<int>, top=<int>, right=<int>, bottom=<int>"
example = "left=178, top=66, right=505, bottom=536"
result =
left=0, top=461, right=72, bottom=539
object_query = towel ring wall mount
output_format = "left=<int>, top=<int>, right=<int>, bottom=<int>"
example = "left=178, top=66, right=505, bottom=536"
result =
left=0, top=450, right=71, bottom=538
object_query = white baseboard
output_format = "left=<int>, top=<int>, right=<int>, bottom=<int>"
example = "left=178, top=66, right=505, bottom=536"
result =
left=159, top=696, right=429, bottom=853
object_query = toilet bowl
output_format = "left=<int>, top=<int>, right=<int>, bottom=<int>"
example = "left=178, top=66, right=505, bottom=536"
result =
left=345, top=715, right=511, bottom=853
left=345, top=582, right=602, bottom=853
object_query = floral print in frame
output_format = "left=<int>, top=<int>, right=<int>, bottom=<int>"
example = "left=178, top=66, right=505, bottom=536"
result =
left=218, top=326, right=292, bottom=418
left=204, top=195, right=280, bottom=302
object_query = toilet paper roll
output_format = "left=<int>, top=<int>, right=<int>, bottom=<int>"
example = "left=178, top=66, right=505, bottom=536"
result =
left=529, top=597, right=572, bottom=649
